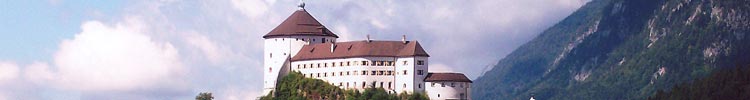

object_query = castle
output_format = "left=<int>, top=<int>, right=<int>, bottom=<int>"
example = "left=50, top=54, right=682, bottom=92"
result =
left=262, top=2, right=472, bottom=100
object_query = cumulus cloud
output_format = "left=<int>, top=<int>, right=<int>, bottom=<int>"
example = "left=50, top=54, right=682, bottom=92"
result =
left=21, top=18, right=187, bottom=92
left=0, top=61, right=19, bottom=84
left=300, top=0, right=589, bottom=79
left=231, top=0, right=271, bottom=18
left=185, top=33, right=228, bottom=64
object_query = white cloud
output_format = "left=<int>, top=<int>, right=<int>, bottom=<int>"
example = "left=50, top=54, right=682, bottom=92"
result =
left=0, top=61, right=19, bottom=84
left=23, top=62, right=54, bottom=85
left=185, top=33, right=227, bottom=63
left=26, top=18, right=187, bottom=91
left=231, top=0, right=270, bottom=18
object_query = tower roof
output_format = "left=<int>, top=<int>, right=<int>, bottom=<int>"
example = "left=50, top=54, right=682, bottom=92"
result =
left=263, top=10, right=338, bottom=38
left=424, top=73, right=472, bottom=83
left=291, top=40, right=429, bottom=61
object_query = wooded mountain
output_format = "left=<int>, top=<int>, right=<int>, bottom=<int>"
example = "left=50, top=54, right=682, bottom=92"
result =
left=472, top=0, right=750, bottom=99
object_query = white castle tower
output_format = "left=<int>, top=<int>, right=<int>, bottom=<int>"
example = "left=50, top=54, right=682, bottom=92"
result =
left=262, top=2, right=339, bottom=95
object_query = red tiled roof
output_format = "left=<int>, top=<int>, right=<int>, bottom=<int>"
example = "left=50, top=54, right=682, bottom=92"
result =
left=263, top=10, right=338, bottom=38
left=424, top=73, right=472, bottom=83
left=291, top=40, right=429, bottom=61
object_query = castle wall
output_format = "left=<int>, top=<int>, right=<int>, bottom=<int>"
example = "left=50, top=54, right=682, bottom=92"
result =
left=425, top=81, right=471, bottom=100
left=288, top=56, right=429, bottom=94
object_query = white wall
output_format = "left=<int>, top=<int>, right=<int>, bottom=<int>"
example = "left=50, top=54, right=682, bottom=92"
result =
left=263, top=35, right=336, bottom=95
left=394, top=57, right=428, bottom=94
left=425, top=82, right=471, bottom=100
left=292, top=57, right=402, bottom=93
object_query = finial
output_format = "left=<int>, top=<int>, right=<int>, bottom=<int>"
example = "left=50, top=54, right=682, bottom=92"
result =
left=298, top=0, right=305, bottom=10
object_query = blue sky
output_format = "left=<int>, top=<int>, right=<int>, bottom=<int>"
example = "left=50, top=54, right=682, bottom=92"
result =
left=0, top=0, right=588, bottom=99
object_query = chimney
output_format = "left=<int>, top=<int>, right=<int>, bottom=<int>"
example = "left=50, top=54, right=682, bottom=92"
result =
left=402, top=35, right=407, bottom=44
left=330, top=43, right=336, bottom=53
left=366, top=34, right=371, bottom=42
left=305, top=38, right=311, bottom=45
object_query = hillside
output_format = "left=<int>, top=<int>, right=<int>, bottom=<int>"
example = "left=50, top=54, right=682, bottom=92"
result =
left=472, top=0, right=750, bottom=99
left=648, top=66, right=750, bottom=100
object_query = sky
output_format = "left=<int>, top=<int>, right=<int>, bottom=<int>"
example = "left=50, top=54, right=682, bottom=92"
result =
left=0, top=0, right=588, bottom=99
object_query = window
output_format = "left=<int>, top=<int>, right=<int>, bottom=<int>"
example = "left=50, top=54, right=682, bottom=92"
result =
left=371, top=71, right=376, bottom=75
left=417, top=70, right=424, bottom=75
left=418, top=84, right=422, bottom=88
left=317, top=73, right=320, bottom=77
left=322, top=38, right=325, bottom=43
left=362, top=71, right=367, bottom=75
left=313, top=39, right=316, bottom=41
left=317, top=63, right=321, bottom=68
left=362, top=82, right=366, bottom=88
left=451, top=82, right=455, bottom=87
left=438, top=94, right=440, bottom=97
left=403, top=61, right=408, bottom=65
left=362, top=61, right=367, bottom=66
left=417, top=60, right=424, bottom=65
left=347, top=62, right=350, bottom=66
left=403, top=84, right=406, bottom=88
left=432, top=83, right=435, bottom=87
left=332, top=62, right=336, bottom=67
left=441, top=82, right=445, bottom=87
left=324, top=73, right=327, bottom=77
left=268, top=67, right=272, bottom=73
left=332, top=72, right=335, bottom=76
left=386, top=71, right=392, bottom=76
left=303, top=64, right=306, bottom=68
left=461, top=83, right=464, bottom=87
left=403, top=70, right=408, bottom=75
left=324, top=63, right=327, bottom=67
left=269, top=53, right=272, bottom=58
left=380, top=82, right=383, bottom=88
left=347, top=71, right=350, bottom=75
left=297, top=65, right=300, bottom=69
left=388, top=82, right=392, bottom=89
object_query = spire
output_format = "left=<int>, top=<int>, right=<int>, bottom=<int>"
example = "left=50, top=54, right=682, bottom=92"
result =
left=298, top=0, right=305, bottom=10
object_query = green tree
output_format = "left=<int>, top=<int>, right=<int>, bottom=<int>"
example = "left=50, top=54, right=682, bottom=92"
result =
left=195, top=92, right=214, bottom=100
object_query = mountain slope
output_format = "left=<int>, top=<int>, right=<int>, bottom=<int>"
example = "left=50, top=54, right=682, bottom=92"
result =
left=472, top=0, right=750, bottom=99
